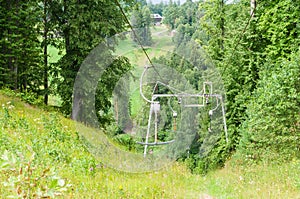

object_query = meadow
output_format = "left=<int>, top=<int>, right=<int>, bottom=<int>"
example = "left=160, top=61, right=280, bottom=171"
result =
left=115, top=25, right=175, bottom=117
left=1, top=91, right=300, bottom=198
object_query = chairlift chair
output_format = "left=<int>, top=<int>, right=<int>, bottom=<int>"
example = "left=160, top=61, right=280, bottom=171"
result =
left=137, top=66, right=228, bottom=157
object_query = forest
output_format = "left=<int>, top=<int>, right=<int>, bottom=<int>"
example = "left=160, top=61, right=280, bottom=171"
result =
left=0, top=0, right=299, bottom=198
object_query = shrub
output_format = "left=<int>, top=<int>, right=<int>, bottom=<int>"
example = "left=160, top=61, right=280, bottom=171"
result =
left=239, top=52, right=300, bottom=162
left=0, top=150, right=71, bottom=198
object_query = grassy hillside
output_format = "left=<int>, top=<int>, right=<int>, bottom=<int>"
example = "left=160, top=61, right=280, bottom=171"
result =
left=115, top=25, right=175, bottom=118
left=1, top=91, right=300, bottom=198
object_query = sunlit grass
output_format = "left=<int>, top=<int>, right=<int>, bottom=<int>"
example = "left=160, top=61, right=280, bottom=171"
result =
left=115, top=25, right=174, bottom=120
left=1, top=91, right=300, bottom=198
left=48, top=45, right=64, bottom=64
left=47, top=45, right=64, bottom=107
left=204, top=159, right=300, bottom=198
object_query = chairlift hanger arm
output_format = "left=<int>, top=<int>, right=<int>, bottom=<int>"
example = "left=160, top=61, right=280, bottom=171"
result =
left=140, top=66, right=156, bottom=104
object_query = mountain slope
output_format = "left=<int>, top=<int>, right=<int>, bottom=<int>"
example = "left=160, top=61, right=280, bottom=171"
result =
left=0, top=91, right=299, bottom=198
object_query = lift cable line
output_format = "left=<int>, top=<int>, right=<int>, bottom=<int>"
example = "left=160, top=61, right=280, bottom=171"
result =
left=114, top=0, right=184, bottom=105
left=113, top=0, right=228, bottom=157
left=115, top=0, right=256, bottom=91
left=113, top=0, right=165, bottom=81
left=219, top=4, right=257, bottom=78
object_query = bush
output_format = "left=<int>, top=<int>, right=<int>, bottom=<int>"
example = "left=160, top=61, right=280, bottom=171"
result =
left=239, top=52, right=300, bottom=162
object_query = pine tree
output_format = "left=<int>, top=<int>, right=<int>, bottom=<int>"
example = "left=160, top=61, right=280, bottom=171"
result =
left=48, top=0, right=135, bottom=126
left=0, top=0, right=42, bottom=93
left=162, top=0, right=179, bottom=30
left=131, top=5, right=152, bottom=46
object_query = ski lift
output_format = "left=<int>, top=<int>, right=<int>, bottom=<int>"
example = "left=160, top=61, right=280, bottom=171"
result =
left=137, top=65, right=228, bottom=157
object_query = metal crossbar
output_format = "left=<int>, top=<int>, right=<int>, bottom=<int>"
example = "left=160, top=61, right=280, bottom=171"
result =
left=138, top=66, right=228, bottom=157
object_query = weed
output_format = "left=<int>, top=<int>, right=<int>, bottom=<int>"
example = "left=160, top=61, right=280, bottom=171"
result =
left=0, top=150, right=71, bottom=198
left=1, top=91, right=300, bottom=198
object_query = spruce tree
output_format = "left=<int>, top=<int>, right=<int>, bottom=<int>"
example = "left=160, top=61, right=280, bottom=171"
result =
left=0, top=0, right=42, bottom=93
left=49, top=0, right=135, bottom=126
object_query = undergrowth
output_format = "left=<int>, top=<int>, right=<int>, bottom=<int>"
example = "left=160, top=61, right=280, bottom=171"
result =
left=1, top=91, right=300, bottom=198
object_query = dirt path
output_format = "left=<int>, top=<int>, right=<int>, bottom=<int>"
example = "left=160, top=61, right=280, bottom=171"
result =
left=152, top=29, right=169, bottom=37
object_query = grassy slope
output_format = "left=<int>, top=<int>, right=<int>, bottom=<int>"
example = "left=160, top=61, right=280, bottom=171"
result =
left=1, top=93, right=300, bottom=198
left=0, top=92, right=202, bottom=198
left=1, top=26, right=299, bottom=198
left=116, top=25, right=175, bottom=118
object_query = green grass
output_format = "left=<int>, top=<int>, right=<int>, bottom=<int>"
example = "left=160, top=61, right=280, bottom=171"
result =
left=47, top=45, right=64, bottom=107
left=48, top=45, right=64, bottom=64
left=115, top=37, right=137, bottom=56
left=116, top=25, right=174, bottom=61
left=129, top=86, right=143, bottom=117
left=203, top=160, right=300, bottom=198
left=115, top=25, right=174, bottom=118
left=1, top=91, right=300, bottom=198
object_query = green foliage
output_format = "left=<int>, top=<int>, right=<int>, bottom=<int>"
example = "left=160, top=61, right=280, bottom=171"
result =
left=227, top=0, right=300, bottom=163
left=0, top=151, right=70, bottom=198
left=113, top=133, right=136, bottom=151
left=154, top=0, right=300, bottom=172
left=0, top=0, right=136, bottom=123
left=148, top=1, right=167, bottom=16
left=96, top=57, right=133, bottom=127
left=198, top=0, right=226, bottom=61
left=131, top=5, right=153, bottom=46
left=0, top=89, right=45, bottom=107
left=239, top=52, right=300, bottom=162
left=162, top=1, right=179, bottom=29
left=257, top=0, right=300, bottom=59
left=192, top=0, right=300, bottom=168
left=16, top=92, right=44, bottom=106
left=136, top=0, right=147, bottom=7
left=0, top=0, right=42, bottom=92
left=163, top=0, right=197, bottom=31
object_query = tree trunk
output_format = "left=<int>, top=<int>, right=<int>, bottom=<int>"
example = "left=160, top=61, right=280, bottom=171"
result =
left=220, top=0, right=225, bottom=51
left=14, top=0, right=19, bottom=90
left=43, top=0, right=49, bottom=105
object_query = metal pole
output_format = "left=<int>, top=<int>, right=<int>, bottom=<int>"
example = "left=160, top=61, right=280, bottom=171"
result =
left=154, top=109, right=158, bottom=143
left=144, top=103, right=153, bottom=157
left=220, top=96, right=228, bottom=143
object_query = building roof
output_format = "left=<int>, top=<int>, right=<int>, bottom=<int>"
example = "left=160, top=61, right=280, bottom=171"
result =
left=150, top=14, right=163, bottom=19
